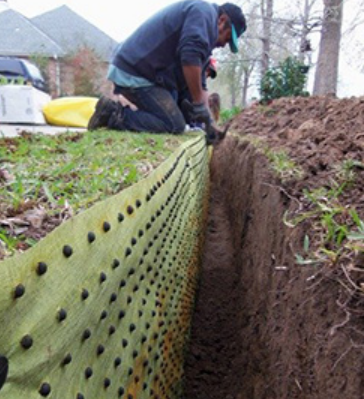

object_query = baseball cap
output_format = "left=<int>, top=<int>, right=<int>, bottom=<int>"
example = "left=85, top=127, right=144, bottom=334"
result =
left=221, top=3, right=247, bottom=53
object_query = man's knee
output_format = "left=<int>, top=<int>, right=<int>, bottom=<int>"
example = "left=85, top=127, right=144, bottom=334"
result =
left=164, top=109, right=186, bottom=134
left=171, top=118, right=186, bottom=134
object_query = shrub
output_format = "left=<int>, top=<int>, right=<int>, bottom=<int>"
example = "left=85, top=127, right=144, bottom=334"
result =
left=66, top=47, right=104, bottom=97
left=260, top=57, right=310, bottom=104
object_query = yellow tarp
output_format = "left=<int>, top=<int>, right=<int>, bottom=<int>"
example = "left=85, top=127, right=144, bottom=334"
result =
left=43, top=97, right=97, bottom=128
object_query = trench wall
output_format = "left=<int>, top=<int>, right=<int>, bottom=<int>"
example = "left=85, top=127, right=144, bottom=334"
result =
left=185, top=135, right=364, bottom=399
left=0, top=134, right=209, bottom=399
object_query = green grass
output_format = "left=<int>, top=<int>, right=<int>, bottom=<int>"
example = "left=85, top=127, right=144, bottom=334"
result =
left=232, top=133, right=303, bottom=182
left=220, top=106, right=242, bottom=124
left=233, top=132, right=364, bottom=270
left=0, top=130, right=190, bottom=256
left=264, top=148, right=303, bottom=182
left=283, top=165, right=364, bottom=268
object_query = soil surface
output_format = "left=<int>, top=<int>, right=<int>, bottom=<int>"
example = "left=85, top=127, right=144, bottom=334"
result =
left=183, top=96, right=364, bottom=399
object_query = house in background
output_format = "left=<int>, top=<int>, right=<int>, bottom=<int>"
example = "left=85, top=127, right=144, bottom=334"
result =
left=0, top=0, right=117, bottom=98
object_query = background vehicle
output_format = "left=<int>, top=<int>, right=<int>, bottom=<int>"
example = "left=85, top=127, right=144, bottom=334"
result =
left=0, top=57, right=47, bottom=92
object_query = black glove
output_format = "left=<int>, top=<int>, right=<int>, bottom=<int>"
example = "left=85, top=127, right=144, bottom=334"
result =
left=181, top=98, right=229, bottom=146
left=181, top=99, right=211, bottom=125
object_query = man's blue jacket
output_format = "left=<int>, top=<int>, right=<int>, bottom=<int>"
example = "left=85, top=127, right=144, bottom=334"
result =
left=111, top=0, right=219, bottom=93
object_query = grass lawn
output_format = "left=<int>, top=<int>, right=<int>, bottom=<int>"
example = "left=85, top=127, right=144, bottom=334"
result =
left=0, top=129, right=190, bottom=258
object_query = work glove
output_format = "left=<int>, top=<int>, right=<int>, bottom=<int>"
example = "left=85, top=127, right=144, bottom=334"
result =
left=181, top=99, right=211, bottom=126
left=181, top=99, right=229, bottom=146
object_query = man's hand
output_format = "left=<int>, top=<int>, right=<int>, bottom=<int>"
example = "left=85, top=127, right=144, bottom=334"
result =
left=181, top=99, right=228, bottom=145
left=189, top=102, right=211, bottom=124
left=181, top=99, right=211, bottom=125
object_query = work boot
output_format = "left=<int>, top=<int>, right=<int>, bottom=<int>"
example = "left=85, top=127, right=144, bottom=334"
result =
left=107, top=103, right=126, bottom=130
left=88, top=96, right=117, bottom=130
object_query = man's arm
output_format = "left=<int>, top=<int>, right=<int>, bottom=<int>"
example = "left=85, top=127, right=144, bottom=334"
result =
left=182, top=65, right=205, bottom=104
left=183, top=65, right=210, bottom=109
left=182, top=65, right=212, bottom=122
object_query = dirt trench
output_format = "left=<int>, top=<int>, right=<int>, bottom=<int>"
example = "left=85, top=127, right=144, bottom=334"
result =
left=183, top=136, right=364, bottom=399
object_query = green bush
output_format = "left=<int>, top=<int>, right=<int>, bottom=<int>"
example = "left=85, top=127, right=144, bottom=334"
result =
left=220, top=106, right=241, bottom=123
left=0, top=74, right=26, bottom=86
left=260, top=57, right=310, bottom=104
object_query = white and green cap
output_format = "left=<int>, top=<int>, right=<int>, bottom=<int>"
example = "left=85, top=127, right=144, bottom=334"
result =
left=221, top=3, right=247, bottom=54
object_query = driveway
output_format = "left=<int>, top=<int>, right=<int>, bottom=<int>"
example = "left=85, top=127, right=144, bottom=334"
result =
left=0, top=123, right=86, bottom=138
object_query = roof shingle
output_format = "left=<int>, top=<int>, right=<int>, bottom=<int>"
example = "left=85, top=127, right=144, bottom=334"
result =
left=31, top=5, right=117, bottom=62
left=0, top=9, right=64, bottom=57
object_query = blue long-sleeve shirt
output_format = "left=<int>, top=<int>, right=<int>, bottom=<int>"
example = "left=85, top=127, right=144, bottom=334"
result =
left=111, top=0, right=219, bottom=92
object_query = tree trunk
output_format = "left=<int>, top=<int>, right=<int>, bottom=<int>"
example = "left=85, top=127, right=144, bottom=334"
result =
left=241, top=62, right=255, bottom=108
left=298, top=0, right=310, bottom=62
left=228, top=61, right=238, bottom=108
left=230, top=83, right=236, bottom=108
left=242, top=71, right=249, bottom=108
left=313, top=0, right=344, bottom=95
left=261, top=0, right=274, bottom=78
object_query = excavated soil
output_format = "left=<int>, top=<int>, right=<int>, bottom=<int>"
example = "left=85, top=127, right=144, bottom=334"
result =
left=184, top=96, right=364, bottom=399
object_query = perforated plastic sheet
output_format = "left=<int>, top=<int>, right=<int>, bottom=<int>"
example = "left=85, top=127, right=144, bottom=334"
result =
left=0, top=134, right=210, bottom=399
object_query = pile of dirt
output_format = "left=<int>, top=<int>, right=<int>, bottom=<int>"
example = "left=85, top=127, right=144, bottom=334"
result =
left=231, top=95, right=364, bottom=200
left=183, top=95, right=364, bottom=399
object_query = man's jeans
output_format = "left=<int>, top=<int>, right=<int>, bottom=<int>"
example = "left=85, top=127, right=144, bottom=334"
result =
left=110, top=85, right=186, bottom=134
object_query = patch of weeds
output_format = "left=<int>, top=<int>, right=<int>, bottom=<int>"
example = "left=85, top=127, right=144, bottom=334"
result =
left=231, top=133, right=263, bottom=147
left=231, top=134, right=303, bottom=182
left=284, top=169, right=364, bottom=270
left=0, top=228, right=18, bottom=257
left=264, top=148, right=303, bottom=182
left=295, top=234, right=321, bottom=266
left=288, top=178, right=364, bottom=340
left=334, top=159, right=364, bottom=185
left=256, top=104, right=277, bottom=117
left=346, top=209, right=364, bottom=251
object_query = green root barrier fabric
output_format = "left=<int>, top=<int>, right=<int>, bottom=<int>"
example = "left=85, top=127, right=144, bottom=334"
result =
left=0, top=134, right=210, bottom=399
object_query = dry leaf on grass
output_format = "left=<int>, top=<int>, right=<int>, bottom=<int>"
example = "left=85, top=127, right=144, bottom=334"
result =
left=0, top=169, right=15, bottom=183
left=0, top=217, right=30, bottom=228
left=24, top=207, right=47, bottom=229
